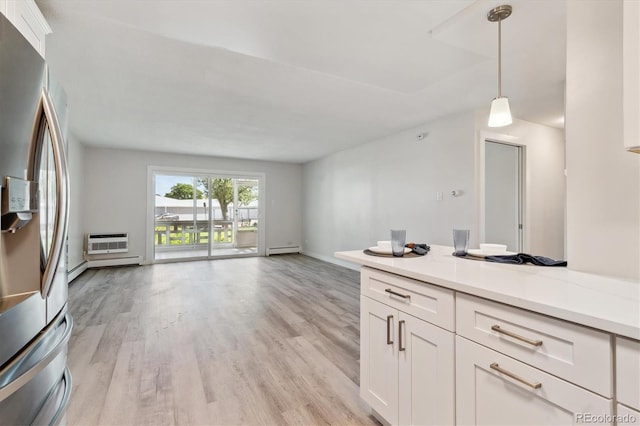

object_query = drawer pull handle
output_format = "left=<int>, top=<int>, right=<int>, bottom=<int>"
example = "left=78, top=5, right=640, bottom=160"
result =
left=490, top=363, right=542, bottom=389
left=491, top=325, right=543, bottom=346
left=399, top=320, right=406, bottom=351
left=385, top=288, right=410, bottom=299
left=387, top=315, right=393, bottom=345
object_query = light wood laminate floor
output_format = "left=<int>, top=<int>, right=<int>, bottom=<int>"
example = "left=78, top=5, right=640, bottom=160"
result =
left=66, top=255, right=378, bottom=425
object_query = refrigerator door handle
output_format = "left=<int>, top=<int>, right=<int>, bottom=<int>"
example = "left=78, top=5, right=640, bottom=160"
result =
left=0, top=311, right=72, bottom=403
left=46, top=367, right=73, bottom=426
left=40, top=89, right=69, bottom=299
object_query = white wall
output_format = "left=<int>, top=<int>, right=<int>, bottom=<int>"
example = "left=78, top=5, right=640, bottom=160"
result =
left=66, top=132, right=85, bottom=271
left=566, top=0, right=640, bottom=280
left=302, top=111, right=476, bottom=265
left=475, top=113, right=566, bottom=260
left=303, top=110, right=566, bottom=265
left=82, top=147, right=302, bottom=263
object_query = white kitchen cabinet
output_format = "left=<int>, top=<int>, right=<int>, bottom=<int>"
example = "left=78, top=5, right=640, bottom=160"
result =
left=340, top=249, right=638, bottom=426
left=398, top=311, right=454, bottom=426
left=456, top=293, right=613, bottom=425
left=616, top=337, right=640, bottom=411
left=456, top=293, right=612, bottom=397
left=361, top=266, right=455, bottom=332
left=624, top=0, right=640, bottom=153
left=360, top=295, right=454, bottom=426
left=456, top=336, right=613, bottom=425
left=360, top=295, right=399, bottom=424
left=0, top=0, right=50, bottom=58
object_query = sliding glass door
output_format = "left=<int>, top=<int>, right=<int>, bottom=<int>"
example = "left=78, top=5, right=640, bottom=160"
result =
left=154, top=174, right=209, bottom=261
left=152, top=170, right=262, bottom=262
left=210, top=178, right=259, bottom=257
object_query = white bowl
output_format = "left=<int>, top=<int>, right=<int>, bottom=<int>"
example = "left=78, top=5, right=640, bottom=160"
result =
left=479, top=243, right=508, bottom=255
left=369, top=246, right=411, bottom=255
left=377, top=240, right=391, bottom=250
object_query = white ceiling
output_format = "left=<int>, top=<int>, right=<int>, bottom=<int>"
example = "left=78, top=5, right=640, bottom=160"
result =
left=36, top=0, right=566, bottom=163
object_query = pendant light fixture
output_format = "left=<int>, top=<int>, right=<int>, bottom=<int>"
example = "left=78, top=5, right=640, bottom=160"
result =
left=487, top=5, right=512, bottom=127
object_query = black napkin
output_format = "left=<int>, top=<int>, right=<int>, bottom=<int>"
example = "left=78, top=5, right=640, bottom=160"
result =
left=405, top=243, right=430, bottom=256
left=485, top=253, right=567, bottom=267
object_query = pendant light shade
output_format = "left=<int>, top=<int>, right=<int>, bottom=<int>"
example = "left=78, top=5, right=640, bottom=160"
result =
left=489, top=97, right=512, bottom=127
left=487, top=5, right=512, bottom=128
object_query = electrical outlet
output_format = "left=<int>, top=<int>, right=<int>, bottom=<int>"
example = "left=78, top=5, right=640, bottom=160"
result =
left=436, top=191, right=443, bottom=201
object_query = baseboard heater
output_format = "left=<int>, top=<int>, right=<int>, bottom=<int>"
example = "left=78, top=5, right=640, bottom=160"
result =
left=67, top=261, right=88, bottom=282
left=266, top=246, right=301, bottom=255
left=87, top=256, right=142, bottom=268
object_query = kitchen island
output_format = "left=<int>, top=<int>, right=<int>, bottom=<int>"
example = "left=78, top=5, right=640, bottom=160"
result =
left=336, top=245, right=640, bottom=425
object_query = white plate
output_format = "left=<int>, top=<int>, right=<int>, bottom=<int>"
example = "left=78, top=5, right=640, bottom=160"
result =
left=467, top=248, right=516, bottom=258
left=368, top=246, right=412, bottom=255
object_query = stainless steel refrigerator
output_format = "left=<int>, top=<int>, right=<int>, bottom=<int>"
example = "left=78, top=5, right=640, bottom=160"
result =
left=0, top=13, right=73, bottom=425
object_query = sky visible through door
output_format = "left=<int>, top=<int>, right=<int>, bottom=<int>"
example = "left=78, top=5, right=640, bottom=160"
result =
left=155, top=175, right=187, bottom=197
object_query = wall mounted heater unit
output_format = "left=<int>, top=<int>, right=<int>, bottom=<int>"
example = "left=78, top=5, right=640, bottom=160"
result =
left=87, top=233, right=128, bottom=254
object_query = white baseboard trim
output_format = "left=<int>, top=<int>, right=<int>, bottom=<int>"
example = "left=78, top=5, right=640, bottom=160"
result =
left=267, top=246, right=301, bottom=255
left=87, top=256, right=143, bottom=268
left=68, top=261, right=89, bottom=282
left=301, top=250, right=360, bottom=271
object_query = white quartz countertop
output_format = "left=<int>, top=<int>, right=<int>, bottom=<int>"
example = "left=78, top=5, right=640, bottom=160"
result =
left=335, top=245, right=640, bottom=339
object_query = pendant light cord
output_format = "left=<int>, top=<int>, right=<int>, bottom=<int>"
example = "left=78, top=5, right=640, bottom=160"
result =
left=497, top=17, right=502, bottom=98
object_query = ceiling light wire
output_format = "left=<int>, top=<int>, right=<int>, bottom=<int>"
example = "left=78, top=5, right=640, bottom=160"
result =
left=487, top=4, right=513, bottom=127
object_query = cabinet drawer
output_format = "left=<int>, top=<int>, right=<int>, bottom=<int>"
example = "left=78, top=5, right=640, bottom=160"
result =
left=456, top=293, right=612, bottom=397
left=456, top=336, right=613, bottom=426
left=361, top=267, right=454, bottom=331
left=617, top=337, right=640, bottom=410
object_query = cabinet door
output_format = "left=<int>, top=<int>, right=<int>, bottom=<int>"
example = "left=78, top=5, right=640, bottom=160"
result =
left=360, top=296, right=398, bottom=424
left=617, top=337, right=640, bottom=411
left=398, top=312, right=454, bottom=426
left=456, top=336, right=612, bottom=425
left=3, top=0, right=50, bottom=57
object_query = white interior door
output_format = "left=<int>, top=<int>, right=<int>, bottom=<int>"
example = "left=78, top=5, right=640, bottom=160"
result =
left=485, top=141, right=524, bottom=252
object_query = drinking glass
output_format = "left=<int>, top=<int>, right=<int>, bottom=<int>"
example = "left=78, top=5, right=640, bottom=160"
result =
left=453, top=229, right=470, bottom=256
left=390, top=229, right=406, bottom=257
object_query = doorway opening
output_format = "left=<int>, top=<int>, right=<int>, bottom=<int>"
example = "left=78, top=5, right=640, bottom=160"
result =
left=149, top=169, right=264, bottom=262
left=484, top=140, right=525, bottom=252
